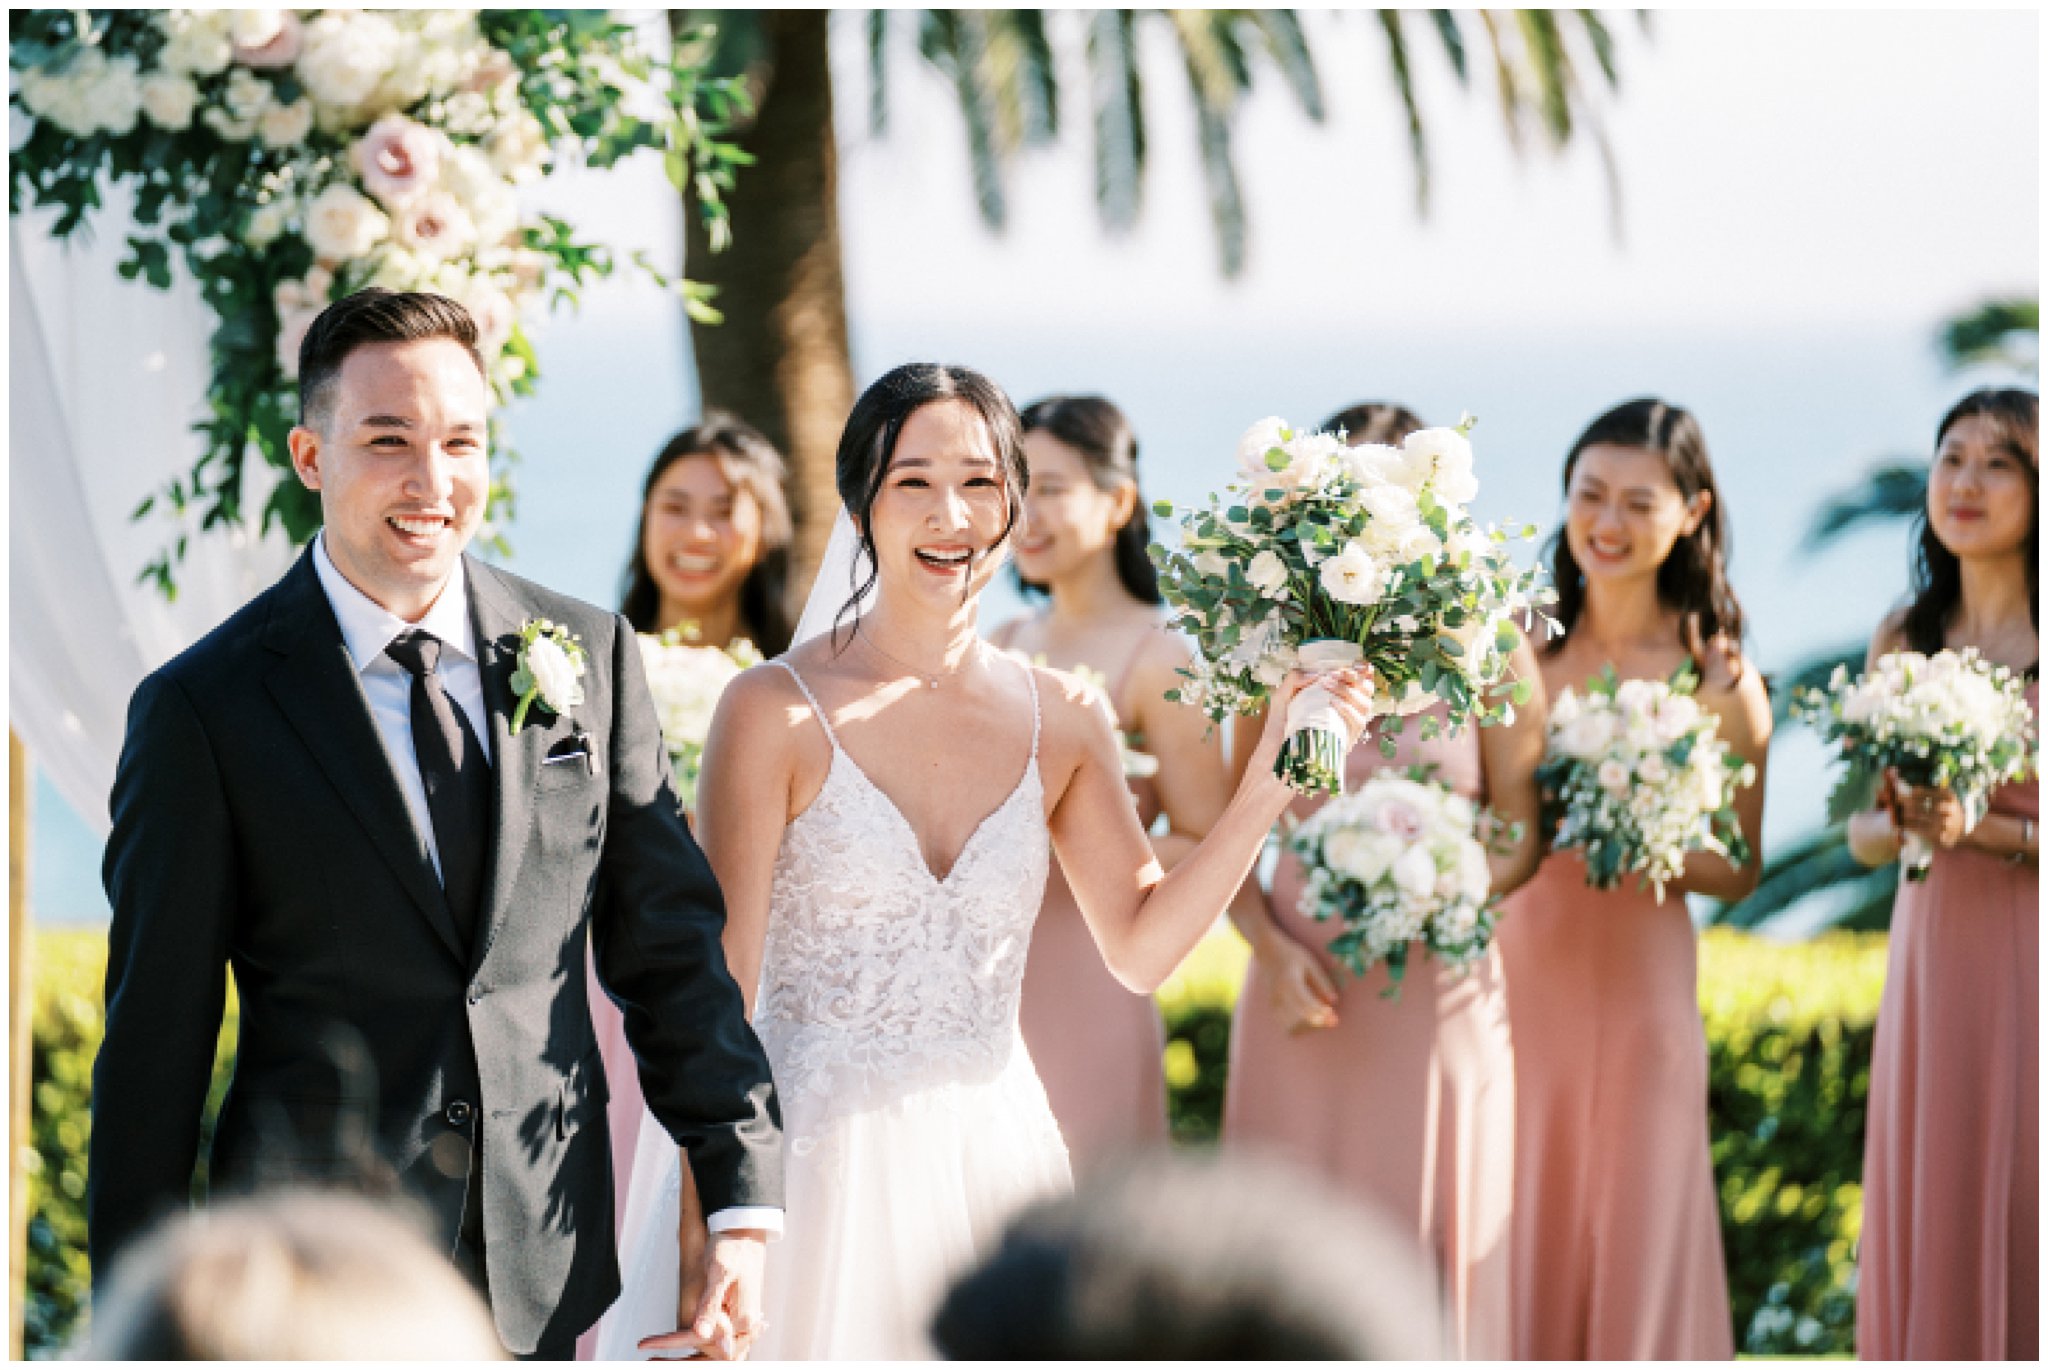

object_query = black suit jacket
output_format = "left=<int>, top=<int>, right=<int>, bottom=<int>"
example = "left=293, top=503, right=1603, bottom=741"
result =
left=89, top=550, right=782, bottom=1352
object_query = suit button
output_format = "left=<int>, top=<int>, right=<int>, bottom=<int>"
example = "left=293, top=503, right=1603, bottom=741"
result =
left=446, top=1100, right=474, bottom=1127
left=467, top=984, right=484, bottom=1005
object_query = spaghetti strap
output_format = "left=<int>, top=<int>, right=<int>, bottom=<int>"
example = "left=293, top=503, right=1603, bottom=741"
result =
left=1016, top=651, right=1042, bottom=761
left=773, top=660, right=840, bottom=750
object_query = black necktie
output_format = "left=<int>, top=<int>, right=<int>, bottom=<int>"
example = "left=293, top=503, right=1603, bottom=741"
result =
left=385, top=629, right=493, bottom=948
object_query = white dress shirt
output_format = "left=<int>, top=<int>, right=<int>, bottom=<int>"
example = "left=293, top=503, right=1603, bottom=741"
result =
left=311, top=537, right=782, bottom=1239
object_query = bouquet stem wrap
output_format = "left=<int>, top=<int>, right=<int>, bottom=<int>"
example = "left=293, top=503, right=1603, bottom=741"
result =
left=1279, top=640, right=1366, bottom=795
left=1900, top=831, right=1934, bottom=883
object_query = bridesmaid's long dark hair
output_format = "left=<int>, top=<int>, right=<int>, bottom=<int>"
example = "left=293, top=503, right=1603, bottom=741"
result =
left=620, top=413, right=795, bottom=656
left=1901, top=388, right=2038, bottom=660
left=832, top=363, right=1030, bottom=645
left=1546, top=397, right=1746, bottom=666
left=1016, top=395, right=1160, bottom=605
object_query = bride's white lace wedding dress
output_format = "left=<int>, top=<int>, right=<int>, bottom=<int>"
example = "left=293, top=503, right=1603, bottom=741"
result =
left=596, top=655, right=1072, bottom=1359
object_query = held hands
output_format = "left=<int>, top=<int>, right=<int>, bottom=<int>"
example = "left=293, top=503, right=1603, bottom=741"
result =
left=640, top=1230, right=770, bottom=1361
left=1250, top=665, right=1380, bottom=775
left=1255, top=928, right=1341, bottom=1034
left=1884, top=769, right=1970, bottom=851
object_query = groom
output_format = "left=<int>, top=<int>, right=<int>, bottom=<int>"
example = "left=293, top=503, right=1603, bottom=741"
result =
left=89, top=289, right=782, bottom=1357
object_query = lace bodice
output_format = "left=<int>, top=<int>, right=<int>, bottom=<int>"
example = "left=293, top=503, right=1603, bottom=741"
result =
left=756, top=659, right=1052, bottom=1136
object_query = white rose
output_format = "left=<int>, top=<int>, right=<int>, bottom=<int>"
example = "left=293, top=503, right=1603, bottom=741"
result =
left=485, top=109, right=550, bottom=181
left=1392, top=846, right=1439, bottom=902
left=1339, top=442, right=1403, bottom=489
left=1637, top=753, right=1670, bottom=787
left=1654, top=692, right=1702, bottom=742
left=444, top=150, right=518, bottom=246
left=1596, top=758, right=1631, bottom=794
left=1245, top=550, right=1289, bottom=597
left=1557, top=709, right=1615, bottom=761
left=1403, top=427, right=1480, bottom=506
left=392, top=190, right=475, bottom=262
left=367, top=247, right=426, bottom=290
left=1192, top=550, right=1229, bottom=580
left=526, top=636, right=586, bottom=715
left=275, top=306, right=319, bottom=378
left=303, top=184, right=390, bottom=261
left=160, top=13, right=234, bottom=78
left=229, top=9, right=288, bottom=51
left=202, top=106, right=257, bottom=142
left=258, top=98, right=314, bottom=149
left=297, top=11, right=403, bottom=112
left=244, top=199, right=291, bottom=250
left=1318, top=542, right=1386, bottom=606
left=224, top=67, right=273, bottom=121
left=1360, top=482, right=1421, bottom=531
left=1235, top=417, right=1291, bottom=477
left=83, top=54, right=144, bottom=136
left=139, top=73, right=199, bottom=131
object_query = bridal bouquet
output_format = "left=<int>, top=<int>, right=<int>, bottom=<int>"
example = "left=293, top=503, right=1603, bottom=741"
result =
left=1153, top=415, right=1552, bottom=794
left=1796, top=648, right=2036, bottom=881
left=638, top=630, right=761, bottom=810
left=1286, top=768, right=1511, bottom=997
left=1538, top=668, right=1755, bottom=900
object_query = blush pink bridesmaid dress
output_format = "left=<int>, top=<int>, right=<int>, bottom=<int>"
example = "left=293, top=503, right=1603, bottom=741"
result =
left=1856, top=681, right=2038, bottom=1360
left=1013, top=637, right=1169, bottom=1167
left=1222, top=714, right=1515, bottom=1359
left=1494, top=851, right=1734, bottom=1358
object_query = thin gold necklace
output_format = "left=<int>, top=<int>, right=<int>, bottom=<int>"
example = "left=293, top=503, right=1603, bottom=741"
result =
left=857, top=626, right=979, bottom=690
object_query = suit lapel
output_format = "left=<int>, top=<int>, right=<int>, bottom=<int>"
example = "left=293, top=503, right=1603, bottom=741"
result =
left=466, top=558, right=559, bottom=968
left=262, top=553, right=468, bottom=963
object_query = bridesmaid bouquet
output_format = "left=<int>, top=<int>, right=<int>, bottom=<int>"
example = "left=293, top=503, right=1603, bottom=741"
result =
left=637, top=630, right=762, bottom=810
left=1153, top=415, right=1552, bottom=796
left=1286, top=768, right=1513, bottom=997
left=1538, top=668, right=1755, bottom=901
left=1795, top=648, right=2036, bottom=881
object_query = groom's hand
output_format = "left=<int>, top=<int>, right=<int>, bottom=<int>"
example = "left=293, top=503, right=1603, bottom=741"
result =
left=697, top=1230, right=770, bottom=1359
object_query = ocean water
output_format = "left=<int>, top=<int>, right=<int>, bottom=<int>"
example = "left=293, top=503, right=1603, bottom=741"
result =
left=29, top=292, right=1992, bottom=933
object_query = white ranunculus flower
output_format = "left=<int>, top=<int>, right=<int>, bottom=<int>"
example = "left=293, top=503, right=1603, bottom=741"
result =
left=1318, top=542, right=1386, bottom=606
left=1235, top=417, right=1290, bottom=477
left=297, top=10, right=403, bottom=113
left=526, top=637, right=586, bottom=715
left=1637, top=753, right=1670, bottom=787
left=139, top=72, right=199, bottom=131
left=258, top=97, right=314, bottom=149
left=1392, top=846, right=1439, bottom=902
left=1245, top=550, right=1289, bottom=597
left=304, top=184, right=390, bottom=260
left=244, top=199, right=292, bottom=250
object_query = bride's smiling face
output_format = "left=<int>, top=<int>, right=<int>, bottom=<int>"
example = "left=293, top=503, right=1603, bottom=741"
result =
left=866, top=400, right=1014, bottom=610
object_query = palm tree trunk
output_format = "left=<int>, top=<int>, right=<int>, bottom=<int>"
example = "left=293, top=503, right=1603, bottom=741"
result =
left=676, top=9, right=854, bottom=593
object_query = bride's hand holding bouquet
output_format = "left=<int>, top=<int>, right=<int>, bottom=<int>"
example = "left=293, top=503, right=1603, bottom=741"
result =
left=1153, top=415, right=1552, bottom=795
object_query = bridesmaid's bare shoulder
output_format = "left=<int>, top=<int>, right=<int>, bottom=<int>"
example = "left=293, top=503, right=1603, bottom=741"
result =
left=1694, top=635, right=1772, bottom=748
left=1867, top=606, right=1910, bottom=668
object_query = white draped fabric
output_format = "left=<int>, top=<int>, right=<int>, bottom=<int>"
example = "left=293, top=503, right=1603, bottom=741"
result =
left=10, top=205, right=294, bottom=834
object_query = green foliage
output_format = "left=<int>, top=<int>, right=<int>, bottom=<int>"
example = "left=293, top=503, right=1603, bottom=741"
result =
left=24, top=929, right=238, bottom=1358
left=1156, top=925, right=1884, bottom=1358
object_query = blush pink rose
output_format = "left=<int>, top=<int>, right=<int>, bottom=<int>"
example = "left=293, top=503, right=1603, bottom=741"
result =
left=1371, top=798, right=1428, bottom=843
left=232, top=11, right=303, bottom=69
left=354, top=115, right=444, bottom=207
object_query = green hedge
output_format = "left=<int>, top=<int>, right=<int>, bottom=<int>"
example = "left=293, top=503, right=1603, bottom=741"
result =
left=24, top=930, right=236, bottom=1358
left=28, top=926, right=1881, bottom=1358
left=1156, top=925, right=1884, bottom=1358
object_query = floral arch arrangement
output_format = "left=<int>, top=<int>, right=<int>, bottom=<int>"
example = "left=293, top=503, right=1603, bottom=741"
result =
left=10, top=9, right=750, bottom=595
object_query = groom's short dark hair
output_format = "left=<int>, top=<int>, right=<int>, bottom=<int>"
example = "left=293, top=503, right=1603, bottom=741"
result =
left=298, top=289, right=486, bottom=430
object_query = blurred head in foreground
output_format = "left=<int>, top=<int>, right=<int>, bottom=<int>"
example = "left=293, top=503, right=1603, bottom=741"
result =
left=90, top=1188, right=503, bottom=1360
left=930, top=1151, right=1444, bottom=1359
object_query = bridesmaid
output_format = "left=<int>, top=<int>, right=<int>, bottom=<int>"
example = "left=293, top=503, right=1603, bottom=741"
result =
left=1849, top=388, right=2037, bottom=1360
left=579, top=415, right=795, bottom=1358
left=994, top=395, right=1235, bottom=1165
left=1219, top=401, right=1549, bottom=1359
left=1496, top=397, right=1769, bottom=1359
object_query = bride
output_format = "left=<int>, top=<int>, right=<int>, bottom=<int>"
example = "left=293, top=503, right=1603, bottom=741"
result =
left=597, top=364, right=1375, bottom=1360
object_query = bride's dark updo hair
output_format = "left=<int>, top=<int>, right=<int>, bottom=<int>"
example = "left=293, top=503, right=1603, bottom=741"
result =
left=831, top=362, right=1030, bottom=645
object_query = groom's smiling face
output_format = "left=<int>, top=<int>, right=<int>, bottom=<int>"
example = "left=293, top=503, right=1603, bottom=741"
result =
left=289, top=337, right=490, bottom=621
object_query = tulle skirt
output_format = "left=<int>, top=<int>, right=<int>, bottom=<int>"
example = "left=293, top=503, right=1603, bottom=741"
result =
left=594, top=1035, right=1072, bottom=1360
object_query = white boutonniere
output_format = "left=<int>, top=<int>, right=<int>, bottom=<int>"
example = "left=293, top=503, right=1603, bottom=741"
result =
left=511, top=618, right=587, bottom=733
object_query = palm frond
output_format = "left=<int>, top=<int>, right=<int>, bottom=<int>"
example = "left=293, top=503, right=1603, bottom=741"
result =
left=1577, top=8, right=1620, bottom=87
left=1378, top=10, right=1432, bottom=214
left=1773, top=641, right=1864, bottom=726
left=1168, top=11, right=1247, bottom=276
left=866, top=10, right=890, bottom=136
left=1246, top=11, right=1325, bottom=121
left=1803, top=462, right=1928, bottom=551
left=1714, top=824, right=1896, bottom=931
left=1515, top=9, right=1573, bottom=143
left=1476, top=10, right=1526, bottom=155
left=1085, top=8, right=1146, bottom=233
left=1939, top=296, right=2040, bottom=375
left=918, top=10, right=1007, bottom=228
left=1429, top=10, right=1469, bottom=83
left=1001, top=10, right=1059, bottom=144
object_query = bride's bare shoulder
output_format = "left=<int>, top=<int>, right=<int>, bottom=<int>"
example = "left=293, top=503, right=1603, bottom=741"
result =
left=715, top=653, right=822, bottom=745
